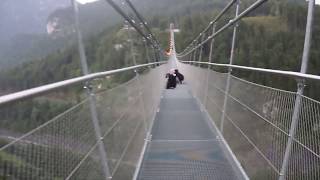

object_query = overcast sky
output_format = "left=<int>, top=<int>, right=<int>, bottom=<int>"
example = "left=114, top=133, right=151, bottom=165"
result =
left=76, top=0, right=320, bottom=5
left=309, top=0, right=320, bottom=4
left=76, top=0, right=99, bottom=4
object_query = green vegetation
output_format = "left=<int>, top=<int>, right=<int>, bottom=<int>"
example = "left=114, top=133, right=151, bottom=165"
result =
left=0, top=25, right=144, bottom=134
left=0, top=0, right=319, bottom=139
left=173, top=1, right=320, bottom=178
left=175, top=0, right=320, bottom=100
left=0, top=143, right=103, bottom=180
left=0, top=0, right=228, bottom=135
left=0, top=0, right=320, bottom=179
left=242, top=16, right=288, bottom=32
left=0, top=97, right=73, bottom=133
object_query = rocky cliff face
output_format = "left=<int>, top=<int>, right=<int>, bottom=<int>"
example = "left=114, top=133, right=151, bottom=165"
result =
left=0, top=0, right=121, bottom=69
left=0, top=0, right=72, bottom=69
left=0, top=0, right=70, bottom=43
left=46, top=8, right=75, bottom=37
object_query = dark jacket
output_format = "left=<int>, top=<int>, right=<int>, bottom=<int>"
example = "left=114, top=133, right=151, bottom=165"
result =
left=175, top=69, right=184, bottom=83
left=166, top=73, right=177, bottom=89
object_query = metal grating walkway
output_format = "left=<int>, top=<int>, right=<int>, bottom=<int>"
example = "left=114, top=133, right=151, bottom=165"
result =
left=138, top=84, right=240, bottom=180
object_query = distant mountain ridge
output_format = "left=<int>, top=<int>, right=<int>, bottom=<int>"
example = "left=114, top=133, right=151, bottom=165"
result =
left=0, top=0, right=220, bottom=70
left=0, top=0, right=121, bottom=70
left=0, top=0, right=69, bottom=43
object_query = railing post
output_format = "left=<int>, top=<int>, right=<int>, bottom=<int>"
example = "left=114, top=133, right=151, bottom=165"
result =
left=72, top=0, right=111, bottom=179
left=141, top=22, right=151, bottom=66
left=144, top=39, right=151, bottom=65
left=154, top=47, right=161, bottom=67
left=198, top=33, right=205, bottom=67
left=190, top=41, right=196, bottom=65
left=220, top=0, right=240, bottom=133
left=156, top=48, right=161, bottom=63
left=203, top=23, right=216, bottom=107
left=188, top=51, right=191, bottom=65
left=192, top=46, right=198, bottom=66
left=188, top=50, right=193, bottom=64
left=279, top=0, right=315, bottom=179
left=151, top=46, right=157, bottom=68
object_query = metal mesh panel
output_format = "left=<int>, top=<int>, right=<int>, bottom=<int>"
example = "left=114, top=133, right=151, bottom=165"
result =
left=177, top=62, right=228, bottom=127
left=177, top=62, right=207, bottom=103
left=180, top=62, right=320, bottom=179
left=206, top=71, right=228, bottom=127
left=101, top=87, right=142, bottom=174
left=67, top=143, right=105, bottom=180
left=294, top=96, right=320, bottom=163
left=0, top=64, right=167, bottom=180
left=101, top=64, right=167, bottom=177
left=206, top=96, right=224, bottom=128
left=286, top=96, right=320, bottom=180
left=229, top=76, right=295, bottom=134
left=140, top=65, right=168, bottom=131
left=222, top=118, right=279, bottom=180
left=207, top=70, right=228, bottom=92
left=194, top=67, right=208, bottom=103
left=224, top=75, right=295, bottom=175
left=0, top=100, right=97, bottom=180
left=96, top=77, right=140, bottom=137
left=112, top=122, right=146, bottom=180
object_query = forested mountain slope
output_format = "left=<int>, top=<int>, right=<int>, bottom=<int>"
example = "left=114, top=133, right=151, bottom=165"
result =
left=0, top=0, right=226, bottom=93
left=1, top=0, right=319, bottom=96
left=0, top=0, right=319, bottom=132
left=174, top=0, right=320, bottom=99
left=0, top=0, right=227, bottom=133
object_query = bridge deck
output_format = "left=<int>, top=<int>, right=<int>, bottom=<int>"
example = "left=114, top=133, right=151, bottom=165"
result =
left=138, top=84, right=240, bottom=180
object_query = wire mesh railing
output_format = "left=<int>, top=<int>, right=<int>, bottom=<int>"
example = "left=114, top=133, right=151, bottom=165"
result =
left=0, top=0, right=168, bottom=178
left=0, top=64, right=168, bottom=180
left=176, top=0, right=318, bottom=178
left=178, top=62, right=320, bottom=179
left=0, top=0, right=318, bottom=179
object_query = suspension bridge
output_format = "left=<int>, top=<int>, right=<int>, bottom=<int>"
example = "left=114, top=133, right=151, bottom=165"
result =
left=0, top=0, right=319, bottom=179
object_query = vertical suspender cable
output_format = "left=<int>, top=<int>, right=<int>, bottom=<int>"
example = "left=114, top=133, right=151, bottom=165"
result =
left=72, top=0, right=112, bottom=179
left=220, top=0, right=240, bottom=133
left=203, top=23, right=216, bottom=108
left=279, top=0, right=315, bottom=179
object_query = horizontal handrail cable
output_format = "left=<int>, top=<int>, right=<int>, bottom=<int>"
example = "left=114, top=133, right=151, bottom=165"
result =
left=178, top=0, right=268, bottom=56
left=180, top=61, right=320, bottom=81
left=0, top=61, right=166, bottom=106
left=178, top=0, right=237, bottom=55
